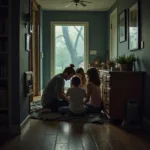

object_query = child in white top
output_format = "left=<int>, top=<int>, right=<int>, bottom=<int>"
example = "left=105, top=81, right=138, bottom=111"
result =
left=58, top=76, right=86, bottom=115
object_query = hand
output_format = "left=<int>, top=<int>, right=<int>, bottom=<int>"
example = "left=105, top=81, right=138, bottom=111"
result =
left=67, top=96, right=70, bottom=100
left=84, top=99, right=87, bottom=104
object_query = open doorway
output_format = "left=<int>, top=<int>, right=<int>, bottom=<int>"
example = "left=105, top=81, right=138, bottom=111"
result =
left=29, top=0, right=40, bottom=102
left=110, top=8, right=118, bottom=60
left=50, top=22, right=89, bottom=90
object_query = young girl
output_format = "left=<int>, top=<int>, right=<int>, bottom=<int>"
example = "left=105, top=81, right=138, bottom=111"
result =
left=84, top=67, right=102, bottom=113
left=76, top=68, right=87, bottom=88
left=59, top=76, right=86, bottom=115
left=71, top=68, right=86, bottom=89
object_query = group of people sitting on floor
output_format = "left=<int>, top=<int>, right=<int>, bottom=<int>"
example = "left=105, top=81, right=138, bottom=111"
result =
left=41, top=64, right=102, bottom=116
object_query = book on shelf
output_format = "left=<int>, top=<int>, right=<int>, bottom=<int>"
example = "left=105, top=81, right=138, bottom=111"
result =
left=0, top=89, right=7, bottom=109
left=0, top=18, right=8, bottom=35
left=0, top=40, right=2, bottom=51
left=4, top=40, right=8, bottom=52
left=0, top=39, right=8, bottom=52
left=0, top=114, right=9, bottom=130
left=4, top=18, right=8, bottom=34
left=0, top=19, right=3, bottom=34
left=0, top=61, right=7, bottom=78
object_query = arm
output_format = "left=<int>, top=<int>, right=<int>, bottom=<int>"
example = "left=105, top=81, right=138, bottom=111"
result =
left=58, top=88, right=69, bottom=101
left=54, top=77, right=68, bottom=101
left=84, top=83, right=91, bottom=104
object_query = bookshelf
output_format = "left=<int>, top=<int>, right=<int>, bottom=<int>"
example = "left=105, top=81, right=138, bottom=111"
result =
left=0, top=0, right=10, bottom=132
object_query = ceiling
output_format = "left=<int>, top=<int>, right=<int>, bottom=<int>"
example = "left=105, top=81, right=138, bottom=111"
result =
left=37, top=0, right=116, bottom=11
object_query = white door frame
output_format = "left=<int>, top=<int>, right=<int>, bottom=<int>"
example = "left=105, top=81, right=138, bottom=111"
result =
left=110, top=8, right=118, bottom=59
left=50, top=22, right=89, bottom=78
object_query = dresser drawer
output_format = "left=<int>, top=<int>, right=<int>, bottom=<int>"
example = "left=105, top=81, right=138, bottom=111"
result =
left=102, top=74, right=110, bottom=86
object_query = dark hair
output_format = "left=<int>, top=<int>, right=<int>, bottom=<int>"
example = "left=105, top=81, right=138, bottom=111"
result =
left=71, top=76, right=81, bottom=87
left=86, top=67, right=100, bottom=86
left=76, top=68, right=84, bottom=74
left=63, top=64, right=75, bottom=75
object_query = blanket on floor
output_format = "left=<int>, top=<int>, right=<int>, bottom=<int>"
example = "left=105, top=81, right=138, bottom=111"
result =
left=30, top=100, right=108, bottom=124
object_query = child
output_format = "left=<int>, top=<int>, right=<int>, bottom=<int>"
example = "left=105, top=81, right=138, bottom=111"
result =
left=71, top=68, right=87, bottom=89
left=76, top=67, right=87, bottom=88
left=58, top=76, right=86, bottom=115
left=84, top=67, right=102, bottom=113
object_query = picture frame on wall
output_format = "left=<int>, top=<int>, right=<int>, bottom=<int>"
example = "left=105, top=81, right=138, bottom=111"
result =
left=119, top=10, right=126, bottom=43
left=129, top=2, right=139, bottom=51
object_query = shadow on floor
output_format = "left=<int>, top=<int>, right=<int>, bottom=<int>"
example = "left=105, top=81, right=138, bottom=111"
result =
left=0, top=133, right=17, bottom=148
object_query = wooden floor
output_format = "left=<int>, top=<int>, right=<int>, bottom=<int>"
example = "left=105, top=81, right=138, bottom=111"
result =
left=1, top=120, right=150, bottom=150
left=33, top=96, right=41, bottom=101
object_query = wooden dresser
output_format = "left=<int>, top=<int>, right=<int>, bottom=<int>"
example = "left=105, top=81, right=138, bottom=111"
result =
left=99, top=70, right=144, bottom=120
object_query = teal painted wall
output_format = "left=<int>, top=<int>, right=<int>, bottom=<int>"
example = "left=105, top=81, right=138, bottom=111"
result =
left=19, top=0, right=30, bottom=123
left=42, top=11, right=108, bottom=88
left=107, top=2, right=117, bottom=56
left=10, top=0, right=30, bottom=125
left=108, top=0, right=150, bottom=120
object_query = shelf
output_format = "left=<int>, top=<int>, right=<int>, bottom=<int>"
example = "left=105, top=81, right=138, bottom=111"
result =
left=0, top=108, right=8, bottom=111
left=0, top=35, right=8, bottom=38
left=0, top=78, right=8, bottom=80
left=0, top=5, right=8, bottom=8
left=0, top=52, right=8, bottom=54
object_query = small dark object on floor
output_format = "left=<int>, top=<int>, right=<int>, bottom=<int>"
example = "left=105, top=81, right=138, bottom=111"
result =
left=68, top=111, right=85, bottom=117
left=88, top=116, right=104, bottom=124
left=0, top=133, right=17, bottom=147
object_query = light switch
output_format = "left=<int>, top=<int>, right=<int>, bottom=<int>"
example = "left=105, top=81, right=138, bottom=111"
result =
left=40, top=52, right=44, bottom=58
left=141, top=41, right=144, bottom=49
left=90, top=50, right=97, bottom=55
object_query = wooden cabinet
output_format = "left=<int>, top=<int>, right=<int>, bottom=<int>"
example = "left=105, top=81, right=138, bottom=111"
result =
left=100, top=70, right=144, bottom=120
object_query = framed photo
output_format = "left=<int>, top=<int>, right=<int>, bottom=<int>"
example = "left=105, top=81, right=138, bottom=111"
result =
left=119, top=10, right=126, bottom=43
left=25, top=33, right=30, bottom=51
left=129, top=2, right=139, bottom=50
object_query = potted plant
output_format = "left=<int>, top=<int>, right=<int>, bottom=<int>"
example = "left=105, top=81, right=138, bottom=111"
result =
left=106, top=60, right=116, bottom=70
left=116, top=54, right=137, bottom=71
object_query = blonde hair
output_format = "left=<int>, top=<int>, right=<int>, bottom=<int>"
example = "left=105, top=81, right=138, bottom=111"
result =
left=75, top=68, right=86, bottom=86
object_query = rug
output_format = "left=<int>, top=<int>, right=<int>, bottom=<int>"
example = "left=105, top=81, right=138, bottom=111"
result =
left=30, top=100, right=42, bottom=113
left=30, top=100, right=109, bottom=124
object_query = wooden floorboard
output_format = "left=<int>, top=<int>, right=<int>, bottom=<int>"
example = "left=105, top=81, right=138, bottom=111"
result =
left=1, top=119, right=150, bottom=150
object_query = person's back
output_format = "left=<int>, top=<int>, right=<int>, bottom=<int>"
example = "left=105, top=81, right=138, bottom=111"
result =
left=41, top=74, right=64, bottom=107
left=84, top=67, right=102, bottom=113
left=67, top=87, right=86, bottom=114
left=87, top=82, right=101, bottom=107
left=59, top=76, right=86, bottom=115
left=41, top=64, right=76, bottom=112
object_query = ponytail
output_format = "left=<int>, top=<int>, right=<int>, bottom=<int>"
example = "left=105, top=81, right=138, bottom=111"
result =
left=63, top=64, right=75, bottom=75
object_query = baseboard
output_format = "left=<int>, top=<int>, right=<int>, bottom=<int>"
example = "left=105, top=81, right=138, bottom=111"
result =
left=143, top=118, right=150, bottom=131
left=10, top=115, right=30, bottom=134
left=20, top=115, right=30, bottom=133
